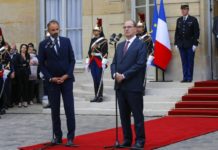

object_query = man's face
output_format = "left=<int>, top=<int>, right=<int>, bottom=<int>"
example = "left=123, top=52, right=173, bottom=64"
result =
left=181, top=8, right=189, bottom=16
left=93, top=30, right=100, bottom=37
left=48, top=23, right=59, bottom=38
left=123, top=21, right=136, bottom=39
left=28, top=46, right=34, bottom=53
left=136, top=26, right=144, bottom=34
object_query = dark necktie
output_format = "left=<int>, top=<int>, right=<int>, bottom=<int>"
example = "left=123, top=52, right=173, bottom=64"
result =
left=54, top=37, right=60, bottom=55
left=123, top=41, right=130, bottom=56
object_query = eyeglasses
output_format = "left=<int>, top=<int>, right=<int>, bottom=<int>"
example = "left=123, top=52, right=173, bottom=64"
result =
left=123, top=26, right=134, bottom=29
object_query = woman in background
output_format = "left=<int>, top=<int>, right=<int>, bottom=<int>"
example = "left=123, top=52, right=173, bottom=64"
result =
left=15, top=44, right=30, bottom=107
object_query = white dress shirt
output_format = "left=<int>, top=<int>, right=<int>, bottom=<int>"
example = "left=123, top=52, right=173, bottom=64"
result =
left=50, top=36, right=60, bottom=54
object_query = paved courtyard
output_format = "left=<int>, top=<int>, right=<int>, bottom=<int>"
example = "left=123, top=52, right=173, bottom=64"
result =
left=0, top=104, right=218, bottom=150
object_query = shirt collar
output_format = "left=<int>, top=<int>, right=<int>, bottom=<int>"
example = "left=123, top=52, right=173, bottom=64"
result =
left=126, top=35, right=136, bottom=43
left=183, top=15, right=189, bottom=20
left=50, top=36, right=59, bottom=42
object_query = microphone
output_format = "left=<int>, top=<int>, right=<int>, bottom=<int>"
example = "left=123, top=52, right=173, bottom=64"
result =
left=109, top=33, right=116, bottom=45
left=114, top=33, right=122, bottom=42
left=45, top=40, right=55, bottom=48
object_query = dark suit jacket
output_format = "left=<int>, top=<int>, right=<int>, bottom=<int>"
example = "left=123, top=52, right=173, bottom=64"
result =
left=174, top=15, right=200, bottom=49
left=213, top=16, right=218, bottom=37
left=111, top=37, right=147, bottom=92
left=38, top=36, right=75, bottom=81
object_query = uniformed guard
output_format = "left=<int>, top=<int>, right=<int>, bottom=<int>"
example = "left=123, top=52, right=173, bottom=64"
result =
left=86, top=18, right=108, bottom=103
left=0, top=27, right=6, bottom=117
left=174, top=3, right=200, bottom=82
left=136, top=13, right=153, bottom=56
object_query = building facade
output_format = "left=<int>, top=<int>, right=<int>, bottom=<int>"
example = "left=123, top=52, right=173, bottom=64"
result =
left=0, top=0, right=218, bottom=81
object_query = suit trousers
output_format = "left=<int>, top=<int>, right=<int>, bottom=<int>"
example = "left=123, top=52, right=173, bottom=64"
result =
left=179, top=47, right=195, bottom=81
left=117, top=89, right=145, bottom=144
left=47, top=78, right=75, bottom=140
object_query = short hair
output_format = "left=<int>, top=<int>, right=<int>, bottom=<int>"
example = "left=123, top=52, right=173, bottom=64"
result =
left=28, top=43, right=34, bottom=48
left=125, top=20, right=137, bottom=27
left=47, top=20, right=60, bottom=28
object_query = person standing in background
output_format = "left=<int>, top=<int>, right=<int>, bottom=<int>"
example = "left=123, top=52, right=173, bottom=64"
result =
left=14, top=44, right=30, bottom=107
left=174, top=3, right=200, bottom=82
left=86, top=18, right=108, bottom=103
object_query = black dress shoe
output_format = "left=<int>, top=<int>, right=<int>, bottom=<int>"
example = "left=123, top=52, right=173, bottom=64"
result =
left=96, top=96, right=103, bottom=103
left=51, top=137, right=62, bottom=145
left=131, top=142, right=144, bottom=150
left=0, top=109, right=6, bottom=115
left=43, top=104, right=51, bottom=109
left=180, top=79, right=187, bottom=83
left=120, top=140, right=132, bottom=147
left=90, top=97, right=98, bottom=102
left=65, top=139, right=74, bottom=147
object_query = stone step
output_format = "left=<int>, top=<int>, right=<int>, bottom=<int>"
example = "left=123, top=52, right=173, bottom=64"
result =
left=43, top=101, right=176, bottom=116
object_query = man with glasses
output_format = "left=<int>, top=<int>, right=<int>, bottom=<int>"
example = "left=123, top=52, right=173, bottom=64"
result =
left=111, top=20, right=147, bottom=149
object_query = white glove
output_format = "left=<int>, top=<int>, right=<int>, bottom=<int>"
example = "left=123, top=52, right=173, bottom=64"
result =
left=102, top=64, right=106, bottom=71
left=102, top=58, right=108, bottom=71
left=146, top=55, right=154, bottom=66
left=192, top=45, right=197, bottom=52
left=85, top=58, right=90, bottom=72
left=175, top=45, right=178, bottom=51
left=217, top=35, right=218, bottom=38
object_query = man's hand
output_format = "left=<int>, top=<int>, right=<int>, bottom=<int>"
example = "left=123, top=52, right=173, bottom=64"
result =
left=115, top=73, right=125, bottom=83
left=217, top=35, right=218, bottom=38
left=51, top=77, right=60, bottom=84
left=57, top=74, right=69, bottom=84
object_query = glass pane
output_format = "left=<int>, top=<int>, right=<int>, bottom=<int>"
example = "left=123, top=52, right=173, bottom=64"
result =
left=67, top=30, right=83, bottom=60
left=149, top=0, right=154, bottom=4
left=136, top=7, right=146, bottom=23
left=45, top=0, right=62, bottom=28
left=136, top=0, right=146, bottom=6
left=67, top=0, right=82, bottom=28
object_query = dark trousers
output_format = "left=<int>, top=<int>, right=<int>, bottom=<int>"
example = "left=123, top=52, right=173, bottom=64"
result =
left=4, top=78, right=12, bottom=106
left=47, top=79, right=75, bottom=139
left=117, top=90, right=145, bottom=144
left=28, top=80, right=35, bottom=102
left=11, top=78, right=19, bottom=104
left=90, top=61, right=103, bottom=97
left=0, top=78, right=4, bottom=110
left=17, top=71, right=29, bottom=102
left=179, top=47, right=195, bottom=81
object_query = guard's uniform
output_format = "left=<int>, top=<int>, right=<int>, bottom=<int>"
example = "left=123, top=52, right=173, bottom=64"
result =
left=174, top=5, right=200, bottom=82
left=88, top=36, right=108, bottom=101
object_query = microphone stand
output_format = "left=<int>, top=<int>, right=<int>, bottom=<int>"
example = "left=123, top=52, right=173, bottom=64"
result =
left=104, top=42, right=121, bottom=149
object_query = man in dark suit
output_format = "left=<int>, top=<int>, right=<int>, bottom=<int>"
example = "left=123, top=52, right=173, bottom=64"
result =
left=174, top=3, right=200, bottom=83
left=111, top=20, right=147, bottom=149
left=38, top=20, right=76, bottom=146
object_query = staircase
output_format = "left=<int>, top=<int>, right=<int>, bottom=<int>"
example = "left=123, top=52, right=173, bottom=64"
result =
left=43, top=69, right=192, bottom=116
left=168, top=81, right=218, bottom=117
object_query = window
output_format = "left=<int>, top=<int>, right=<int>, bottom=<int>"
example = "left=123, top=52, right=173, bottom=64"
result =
left=131, top=0, right=154, bottom=31
left=40, top=0, right=83, bottom=61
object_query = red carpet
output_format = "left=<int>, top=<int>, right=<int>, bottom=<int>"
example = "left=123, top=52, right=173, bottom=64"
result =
left=19, top=117, right=218, bottom=150
left=169, top=80, right=218, bottom=117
